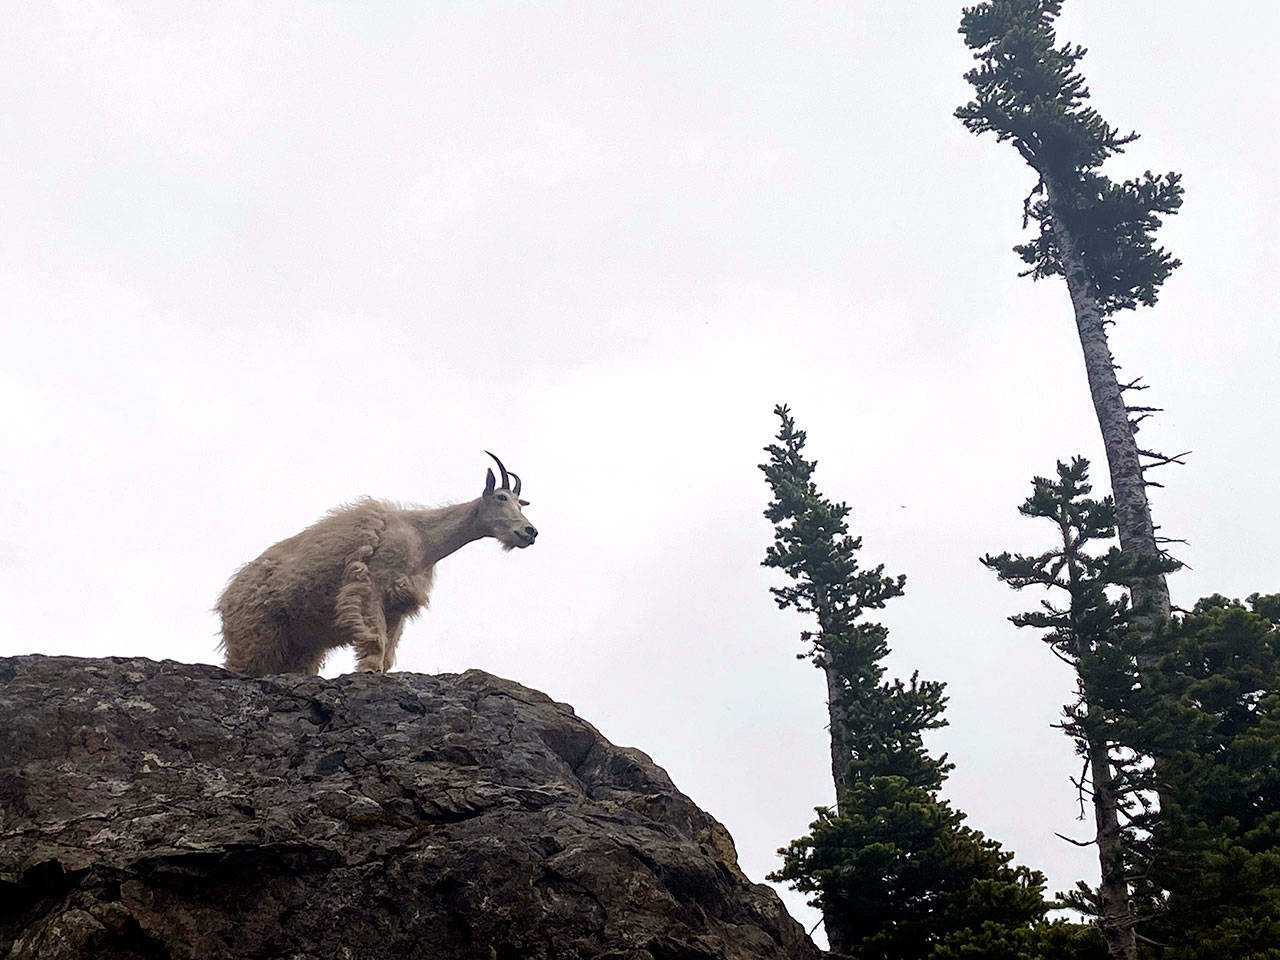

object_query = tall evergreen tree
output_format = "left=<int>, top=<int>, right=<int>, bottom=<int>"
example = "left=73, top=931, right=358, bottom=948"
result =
left=761, top=406, right=1053, bottom=958
left=760, top=404, right=909, bottom=803
left=956, top=0, right=1185, bottom=633
left=982, top=458, right=1175, bottom=960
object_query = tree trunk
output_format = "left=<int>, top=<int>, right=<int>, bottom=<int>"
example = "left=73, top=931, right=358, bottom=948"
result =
left=1088, top=737, right=1138, bottom=960
left=1049, top=175, right=1164, bottom=956
left=1064, top=537, right=1137, bottom=960
left=823, top=659, right=853, bottom=809
left=820, top=653, right=852, bottom=956
left=1043, top=176, right=1172, bottom=631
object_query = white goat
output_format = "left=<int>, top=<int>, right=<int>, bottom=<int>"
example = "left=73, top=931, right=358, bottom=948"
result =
left=217, top=452, right=537, bottom=676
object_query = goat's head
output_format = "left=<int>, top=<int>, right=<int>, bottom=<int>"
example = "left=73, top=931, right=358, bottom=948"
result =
left=479, top=451, right=538, bottom=550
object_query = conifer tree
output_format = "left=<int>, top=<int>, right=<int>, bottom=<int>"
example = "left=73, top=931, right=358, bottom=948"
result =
left=1137, top=594, right=1280, bottom=958
left=984, top=461, right=1280, bottom=957
left=760, top=404, right=909, bottom=802
left=982, top=458, right=1175, bottom=960
left=956, top=0, right=1185, bottom=633
left=761, top=406, right=1053, bottom=958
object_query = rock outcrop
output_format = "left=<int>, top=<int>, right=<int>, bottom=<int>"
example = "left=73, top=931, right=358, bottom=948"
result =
left=0, top=656, right=817, bottom=960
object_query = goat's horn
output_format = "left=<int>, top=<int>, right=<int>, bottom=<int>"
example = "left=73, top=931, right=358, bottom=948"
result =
left=485, top=451, right=511, bottom=489
left=508, top=471, right=522, bottom=496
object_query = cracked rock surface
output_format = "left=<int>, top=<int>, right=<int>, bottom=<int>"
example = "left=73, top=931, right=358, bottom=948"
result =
left=0, top=656, right=817, bottom=960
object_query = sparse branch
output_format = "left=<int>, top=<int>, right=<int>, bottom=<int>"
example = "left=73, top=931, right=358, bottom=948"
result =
left=1055, top=832, right=1098, bottom=848
left=1138, top=449, right=1191, bottom=470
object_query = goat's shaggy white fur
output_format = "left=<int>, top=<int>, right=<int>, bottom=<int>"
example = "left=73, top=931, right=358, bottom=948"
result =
left=218, top=462, right=536, bottom=676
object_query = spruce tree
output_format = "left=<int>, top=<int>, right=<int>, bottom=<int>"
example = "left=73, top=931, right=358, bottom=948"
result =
left=760, top=404, right=909, bottom=801
left=956, top=0, right=1185, bottom=634
left=984, top=461, right=1280, bottom=957
left=761, top=405, right=1052, bottom=958
left=982, top=458, right=1175, bottom=959
left=1137, top=594, right=1280, bottom=958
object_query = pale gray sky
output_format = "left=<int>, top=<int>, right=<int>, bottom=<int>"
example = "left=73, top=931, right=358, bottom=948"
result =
left=3, top=1, right=1277, bottom=941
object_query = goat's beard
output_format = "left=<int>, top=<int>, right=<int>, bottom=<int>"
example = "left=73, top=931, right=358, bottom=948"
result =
left=498, top=530, right=534, bottom=551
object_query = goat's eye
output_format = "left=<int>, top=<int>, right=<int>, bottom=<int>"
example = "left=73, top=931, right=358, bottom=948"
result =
left=496, top=494, right=508, bottom=502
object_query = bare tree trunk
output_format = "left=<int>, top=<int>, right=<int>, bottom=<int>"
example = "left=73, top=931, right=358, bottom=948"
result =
left=1048, top=175, right=1165, bottom=956
left=820, top=653, right=852, bottom=956
left=823, top=660, right=852, bottom=808
left=1088, top=737, right=1138, bottom=960
left=1044, top=177, right=1172, bottom=631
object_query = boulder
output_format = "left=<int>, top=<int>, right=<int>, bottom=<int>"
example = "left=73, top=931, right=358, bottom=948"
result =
left=0, top=656, right=818, bottom=960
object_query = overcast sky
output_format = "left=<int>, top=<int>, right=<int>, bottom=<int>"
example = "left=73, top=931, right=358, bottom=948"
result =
left=3, top=1, right=1277, bottom=943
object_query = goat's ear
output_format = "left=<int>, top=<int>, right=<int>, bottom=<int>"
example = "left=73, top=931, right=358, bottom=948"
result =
left=518, top=499, right=529, bottom=507
left=484, top=469, right=496, bottom=495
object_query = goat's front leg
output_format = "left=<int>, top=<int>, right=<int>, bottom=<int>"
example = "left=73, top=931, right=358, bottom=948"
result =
left=334, top=552, right=390, bottom=673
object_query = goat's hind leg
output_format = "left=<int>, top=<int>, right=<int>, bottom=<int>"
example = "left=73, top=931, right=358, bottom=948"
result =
left=334, top=556, right=389, bottom=673
left=222, top=613, right=290, bottom=677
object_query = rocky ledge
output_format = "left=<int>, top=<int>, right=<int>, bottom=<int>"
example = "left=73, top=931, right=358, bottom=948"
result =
left=0, top=655, right=816, bottom=960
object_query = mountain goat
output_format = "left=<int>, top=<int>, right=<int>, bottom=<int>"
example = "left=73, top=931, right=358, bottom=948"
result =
left=217, top=452, right=537, bottom=676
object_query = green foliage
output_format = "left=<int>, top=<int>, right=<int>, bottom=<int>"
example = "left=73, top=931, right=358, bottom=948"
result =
left=1139, top=594, right=1280, bottom=958
left=956, top=0, right=1183, bottom=314
left=985, top=457, right=1280, bottom=955
left=1015, top=172, right=1183, bottom=313
left=930, top=918, right=1107, bottom=960
left=761, top=406, right=1052, bottom=958
left=761, top=404, right=907, bottom=675
left=774, top=777, right=1048, bottom=960
left=982, top=458, right=1162, bottom=937
left=980, top=456, right=1140, bottom=650
left=761, top=405, right=946, bottom=794
left=981, top=457, right=1174, bottom=763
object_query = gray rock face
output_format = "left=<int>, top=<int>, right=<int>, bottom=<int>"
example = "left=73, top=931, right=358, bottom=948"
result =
left=0, top=656, right=817, bottom=960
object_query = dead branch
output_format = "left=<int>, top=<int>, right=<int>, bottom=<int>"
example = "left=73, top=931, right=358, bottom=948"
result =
left=1055, top=832, right=1098, bottom=847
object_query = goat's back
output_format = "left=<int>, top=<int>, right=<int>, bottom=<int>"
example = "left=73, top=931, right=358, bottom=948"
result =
left=217, top=499, right=394, bottom=673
